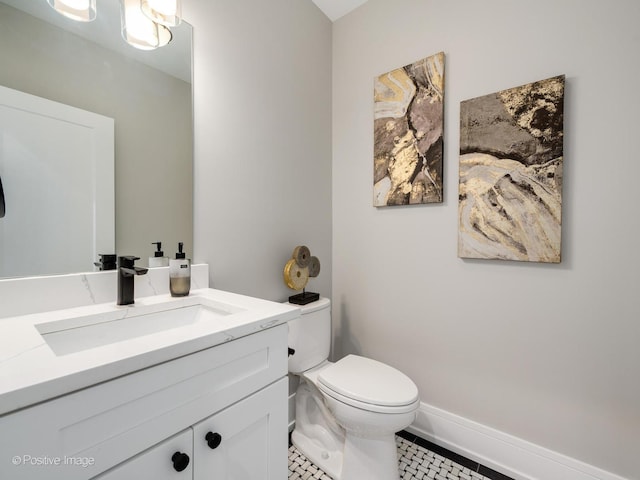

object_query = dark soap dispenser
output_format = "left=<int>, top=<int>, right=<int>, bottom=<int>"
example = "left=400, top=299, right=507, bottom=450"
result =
left=169, top=242, right=190, bottom=297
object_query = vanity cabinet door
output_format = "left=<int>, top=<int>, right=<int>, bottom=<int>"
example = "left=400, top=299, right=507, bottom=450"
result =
left=94, top=429, right=193, bottom=480
left=192, top=377, right=288, bottom=480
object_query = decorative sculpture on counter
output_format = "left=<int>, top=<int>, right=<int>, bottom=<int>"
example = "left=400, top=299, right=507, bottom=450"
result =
left=283, top=245, right=321, bottom=305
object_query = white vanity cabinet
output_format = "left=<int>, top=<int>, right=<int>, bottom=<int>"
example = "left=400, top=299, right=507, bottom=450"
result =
left=0, top=323, right=289, bottom=480
left=96, top=378, right=286, bottom=480
left=96, top=378, right=287, bottom=480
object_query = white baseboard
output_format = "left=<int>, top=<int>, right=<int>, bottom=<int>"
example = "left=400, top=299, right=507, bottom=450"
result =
left=407, top=402, right=629, bottom=480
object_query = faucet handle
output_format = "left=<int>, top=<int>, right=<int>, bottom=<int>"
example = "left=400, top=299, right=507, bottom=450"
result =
left=118, top=256, right=141, bottom=268
left=94, top=253, right=117, bottom=271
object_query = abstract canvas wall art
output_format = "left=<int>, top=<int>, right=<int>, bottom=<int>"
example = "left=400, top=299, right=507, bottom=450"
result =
left=458, top=75, right=565, bottom=263
left=374, top=52, right=444, bottom=206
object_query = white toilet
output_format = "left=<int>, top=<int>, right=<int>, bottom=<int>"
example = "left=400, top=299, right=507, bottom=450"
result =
left=288, top=298, right=419, bottom=480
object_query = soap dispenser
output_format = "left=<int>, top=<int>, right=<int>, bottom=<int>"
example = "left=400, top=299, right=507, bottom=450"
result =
left=149, top=242, right=169, bottom=267
left=169, top=242, right=190, bottom=297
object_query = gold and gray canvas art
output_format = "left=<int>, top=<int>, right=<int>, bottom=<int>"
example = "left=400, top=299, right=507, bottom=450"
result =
left=458, top=75, right=565, bottom=263
left=373, top=52, right=444, bottom=206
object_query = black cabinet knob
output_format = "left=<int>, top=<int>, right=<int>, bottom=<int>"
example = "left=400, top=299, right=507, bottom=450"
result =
left=205, top=431, right=222, bottom=449
left=171, top=452, right=190, bottom=472
left=288, top=347, right=295, bottom=356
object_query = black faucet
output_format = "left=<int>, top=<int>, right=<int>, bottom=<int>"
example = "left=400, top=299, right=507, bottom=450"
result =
left=117, top=256, right=149, bottom=306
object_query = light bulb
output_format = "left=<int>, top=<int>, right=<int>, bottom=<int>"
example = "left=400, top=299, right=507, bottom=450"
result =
left=121, top=0, right=172, bottom=50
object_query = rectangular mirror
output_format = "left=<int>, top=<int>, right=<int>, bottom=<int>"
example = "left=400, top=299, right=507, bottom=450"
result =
left=0, top=85, right=115, bottom=278
left=0, top=0, right=193, bottom=279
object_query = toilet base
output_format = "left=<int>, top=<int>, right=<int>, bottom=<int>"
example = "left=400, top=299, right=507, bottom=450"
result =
left=291, top=428, right=343, bottom=479
left=291, top=378, right=345, bottom=479
left=292, top=429, right=400, bottom=480
left=341, top=432, right=400, bottom=480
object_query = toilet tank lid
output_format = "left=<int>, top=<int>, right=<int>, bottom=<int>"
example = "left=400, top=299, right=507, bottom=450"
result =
left=318, top=354, right=419, bottom=407
left=289, top=297, right=330, bottom=314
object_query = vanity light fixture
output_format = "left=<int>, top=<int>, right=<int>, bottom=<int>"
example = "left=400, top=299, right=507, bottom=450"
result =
left=141, top=0, right=182, bottom=27
left=46, top=0, right=96, bottom=22
left=120, top=0, right=172, bottom=50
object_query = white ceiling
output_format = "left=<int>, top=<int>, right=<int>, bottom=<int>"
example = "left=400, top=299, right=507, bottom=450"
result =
left=311, top=0, right=368, bottom=21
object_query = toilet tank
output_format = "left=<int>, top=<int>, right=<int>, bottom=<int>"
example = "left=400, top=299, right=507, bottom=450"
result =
left=287, top=297, right=331, bottom=374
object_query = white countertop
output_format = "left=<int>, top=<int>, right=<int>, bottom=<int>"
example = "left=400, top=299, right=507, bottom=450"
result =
left=0, top=288, right=300, bottom=416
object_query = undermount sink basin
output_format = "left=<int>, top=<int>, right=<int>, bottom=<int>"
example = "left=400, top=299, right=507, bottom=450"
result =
left=35, top=301, right=244, bottom=356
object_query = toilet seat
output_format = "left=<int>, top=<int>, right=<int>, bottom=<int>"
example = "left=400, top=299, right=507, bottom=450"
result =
left=317, top=355, right=419, bottom=414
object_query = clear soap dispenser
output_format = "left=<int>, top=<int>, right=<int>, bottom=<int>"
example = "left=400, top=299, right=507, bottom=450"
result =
left=169, top=242, right=190, bottom=297
left=149, top=242, right=169, bottom=267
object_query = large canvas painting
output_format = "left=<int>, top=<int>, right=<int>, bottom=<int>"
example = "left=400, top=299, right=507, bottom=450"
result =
left=374, top=52, right=444, bottom=206
left=458, top=75, right=565, bottom=263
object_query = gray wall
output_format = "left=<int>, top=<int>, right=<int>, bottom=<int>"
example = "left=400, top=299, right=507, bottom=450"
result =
left=332, top=0, right=639, bottom=478
left=185, top=0, right=638, bottom=477
left=187, top=0, right=332, bottom=302
left=0, top=3, right=193, bottom=269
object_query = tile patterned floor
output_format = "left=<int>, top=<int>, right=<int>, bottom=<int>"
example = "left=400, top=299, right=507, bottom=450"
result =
left=288, top=431, right=514, bottom=480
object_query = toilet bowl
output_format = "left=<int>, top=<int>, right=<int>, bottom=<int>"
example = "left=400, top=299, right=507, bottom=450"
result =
left=288, top=298, right=419, bottom=480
